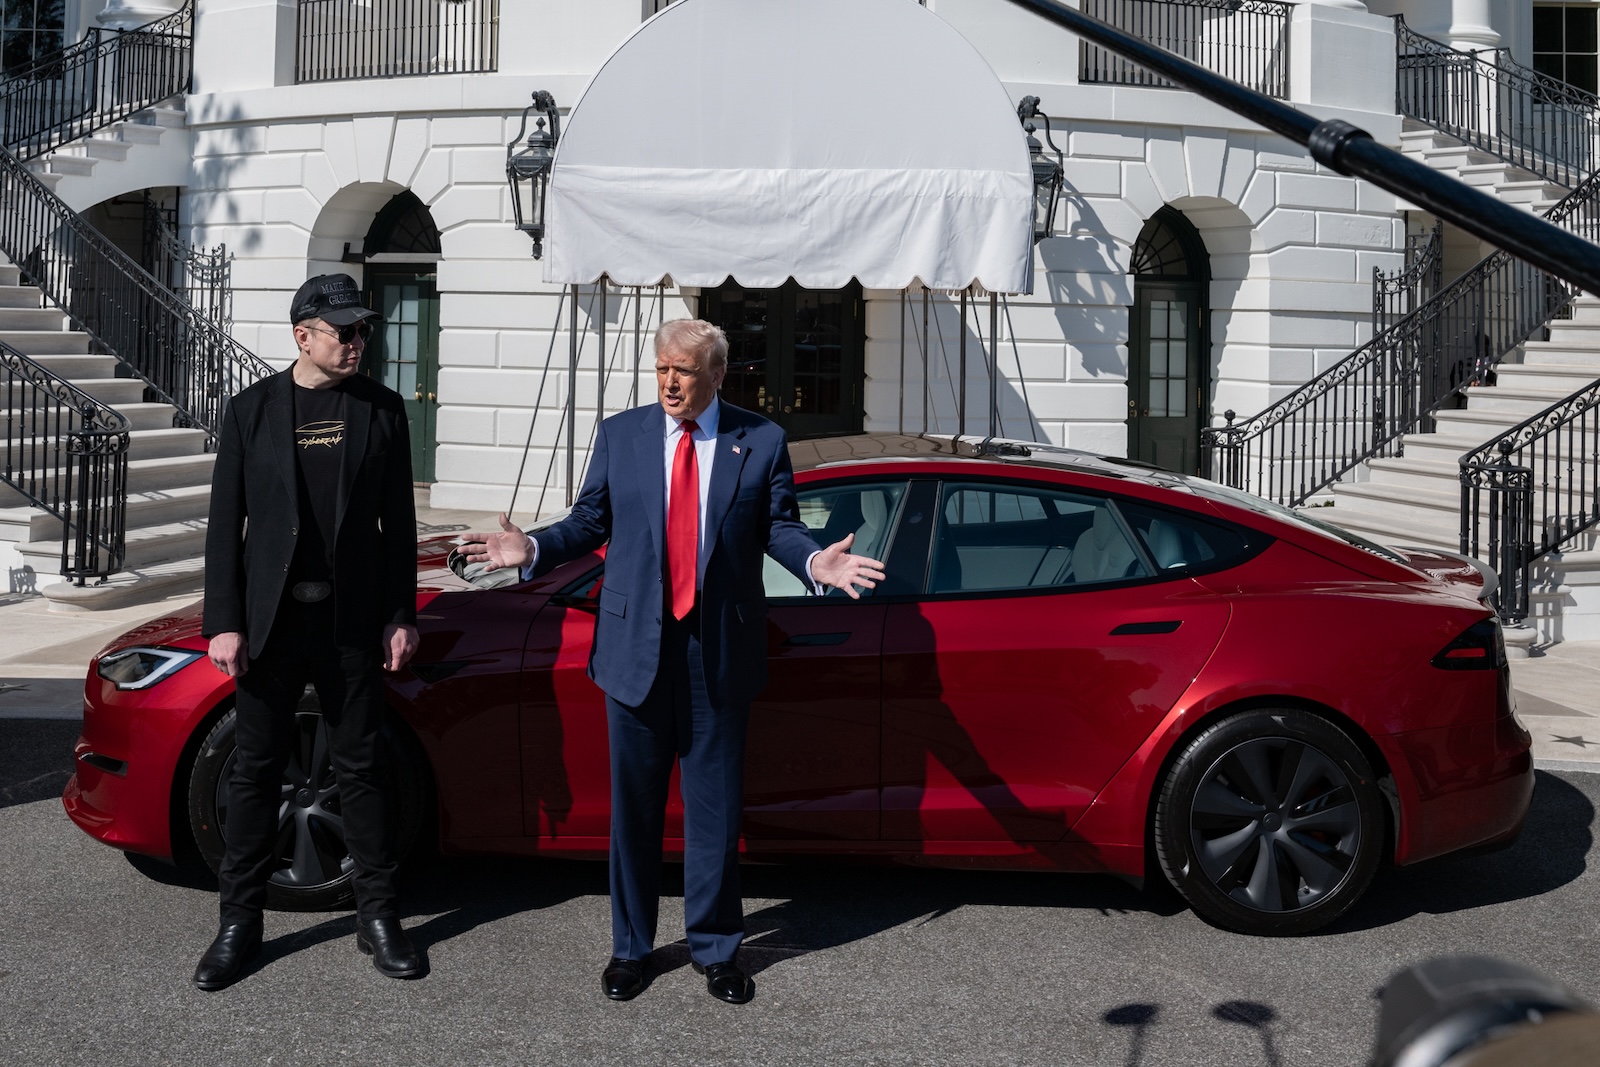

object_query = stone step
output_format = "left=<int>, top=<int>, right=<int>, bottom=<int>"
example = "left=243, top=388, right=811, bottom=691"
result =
left=140, top=104, right=185, bottom=129
left=63, top=377, right=145, bottom=405
left=2, top=426, right=207, bottom=462
left=17, top=517, right=205, bottom=571
left=8, top=353, right=120, bottom=378
left=0, top=286, right=43, bottom=309
left=42, top=555, right=205, bottom=613
left=1314, top=503, right=1459, bottom=553
left=126, top=453, right=215, bottom=494
left=1, top=330, right=91, bottom=355
left=57, top=137, right=131, bottom=163
left=1429, top=407, right=1537, bottom=438
left=0, top=505, right=61, bottom=543
left=1494, top=178, right=1569, bottom=204
left=44, top=154, right=96, bottom=178
left=124, top=484, right=211, bottom=527
left=0, top=401, right=171, bottom=433
left=113, top=120, right=165, bottom=146
left=1363, top=455, right=1463, bottom=493
left=0, top=265, right=20, bottom=286
left=1489, top=363, right=1600, bottom=394
left=0, top=306, right=70, bottom=330
left=1521, top=340, right=1600, bottom=366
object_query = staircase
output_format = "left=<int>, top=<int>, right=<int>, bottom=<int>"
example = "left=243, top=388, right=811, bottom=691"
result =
left=1321, top=294, right=1600, bottom=646
left=23, top=102, right=191, bottom=212
left=0, top=253, right=214, bottom=608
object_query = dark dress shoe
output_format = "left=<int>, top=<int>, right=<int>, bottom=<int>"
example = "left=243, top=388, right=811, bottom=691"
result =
left=356, top=917, right=422, bottom=978
left=693, top=960, right=754, bottom=1005
left=601, top=957, right=645, bottom=1001
left=193, top=921, right=262, bottom=991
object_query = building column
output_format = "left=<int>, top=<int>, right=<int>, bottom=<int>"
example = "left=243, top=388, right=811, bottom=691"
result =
left=1444, top=0, right=1502, bottom=50
left=96, top=0, right=185, bottom=31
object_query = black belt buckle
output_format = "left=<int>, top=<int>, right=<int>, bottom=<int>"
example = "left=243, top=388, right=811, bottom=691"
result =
left=291, top=581, right=332, bottom=604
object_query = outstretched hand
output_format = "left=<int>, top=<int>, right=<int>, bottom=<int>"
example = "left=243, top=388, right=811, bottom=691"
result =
left=459, top=513, right=534, bottom=573
left=811, top=532, right=887, bottom=599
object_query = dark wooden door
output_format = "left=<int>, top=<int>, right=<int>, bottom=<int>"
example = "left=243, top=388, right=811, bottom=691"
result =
left=701, top=280, right=865, bottom=439
left=1128, top=281, right=1205, bottom=474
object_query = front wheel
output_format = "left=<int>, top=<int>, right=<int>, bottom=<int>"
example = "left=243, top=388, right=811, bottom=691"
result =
left=186, top=699, right=428, bottom=911
left=1154, top=709, right=1385, bottom=936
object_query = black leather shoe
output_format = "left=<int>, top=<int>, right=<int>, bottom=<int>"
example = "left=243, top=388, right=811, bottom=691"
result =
left=601, top=957, right=645, bottom=1001
left=193, top=921, right=262, bottom=992
left=356, top=917, right=422, bottom=979
left=693, top=960, right=754, bottom=1005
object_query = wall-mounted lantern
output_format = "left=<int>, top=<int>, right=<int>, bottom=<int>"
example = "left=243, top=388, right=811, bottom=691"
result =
left=1018, top=95, right=1064, bottom=243
left=506, top=90, right=561, bottom=258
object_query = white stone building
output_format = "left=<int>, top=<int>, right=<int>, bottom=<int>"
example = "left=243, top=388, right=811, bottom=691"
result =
left=5, top=0, right=1599, bottom=639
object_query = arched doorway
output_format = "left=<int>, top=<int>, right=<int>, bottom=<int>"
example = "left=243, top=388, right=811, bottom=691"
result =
left=1128, top=206, right=1210, bottom=474
left=360, top=192, right=442, bottom=482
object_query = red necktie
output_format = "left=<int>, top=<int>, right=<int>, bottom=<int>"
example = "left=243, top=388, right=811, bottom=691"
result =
left=667, top=419, right=699, bottom=620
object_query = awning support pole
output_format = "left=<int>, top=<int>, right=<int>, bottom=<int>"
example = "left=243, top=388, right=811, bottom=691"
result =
left=898, top=290, right=907, bottom=434
left=958, top=289, right=968, bottom=436
left=921, top=289, right=931, bottom=433
left=567, top=283, right=578, bottom=507
left=632, top=285, right=642, bottom=409
left=598, top=279, right=607, bottom=428
left=989, top=291, right=999, bottom=438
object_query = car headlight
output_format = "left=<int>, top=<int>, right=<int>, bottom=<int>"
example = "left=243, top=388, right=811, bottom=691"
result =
left=96, top=646, right=204, bottom=690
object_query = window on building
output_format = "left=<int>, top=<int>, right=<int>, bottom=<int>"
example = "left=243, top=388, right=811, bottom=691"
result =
left=1534, top=4, right=1599, bottom=95
left=1, top=0, right=65, bottom=76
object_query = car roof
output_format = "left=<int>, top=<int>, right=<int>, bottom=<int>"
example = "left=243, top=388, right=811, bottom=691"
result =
left=787, top=433, right=1190, bottom=488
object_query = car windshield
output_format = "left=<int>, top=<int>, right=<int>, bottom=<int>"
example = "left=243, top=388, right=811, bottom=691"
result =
left=1183, top=477, right=1410, bottom=565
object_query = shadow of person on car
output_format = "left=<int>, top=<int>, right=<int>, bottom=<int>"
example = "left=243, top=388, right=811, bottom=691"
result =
left=1324, top=769, right=1594, bottom=934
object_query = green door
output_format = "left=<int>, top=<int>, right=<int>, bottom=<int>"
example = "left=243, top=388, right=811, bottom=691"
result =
left=701, top=280, right=865, bottom=439
left=364, top=270, right=440, bottom=482
left=1128, top=282, right=1204, bottom=474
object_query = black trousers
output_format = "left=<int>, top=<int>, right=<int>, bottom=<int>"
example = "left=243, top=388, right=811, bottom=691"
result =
left=217, top=598, right=398, bottom=924
left=605, top=609, right=749, bottom=965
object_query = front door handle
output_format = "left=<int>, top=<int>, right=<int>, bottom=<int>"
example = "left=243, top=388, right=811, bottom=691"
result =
left=782, top=632, right=851, bottom=647
left=1110, top=621, right=1181, bottom=636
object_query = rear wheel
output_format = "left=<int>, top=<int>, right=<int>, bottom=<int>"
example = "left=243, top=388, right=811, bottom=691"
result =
left=1154, top=709, right=1384, bottom=935
left=186, top=699, right=428, bottom=911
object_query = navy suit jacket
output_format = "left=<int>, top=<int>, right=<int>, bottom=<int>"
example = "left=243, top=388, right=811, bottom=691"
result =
left=530, top=401, right=819, bottom=709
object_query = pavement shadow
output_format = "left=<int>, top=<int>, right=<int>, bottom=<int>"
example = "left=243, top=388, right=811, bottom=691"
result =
left=1330, top=769, right=1595, bottom=933
left=1103, top=1000, right=1290, bottom=1067
left=0, top=719, right=80, bottom=809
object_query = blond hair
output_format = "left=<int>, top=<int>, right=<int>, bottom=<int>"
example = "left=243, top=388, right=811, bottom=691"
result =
left=654, top=318, right=728, bottom=371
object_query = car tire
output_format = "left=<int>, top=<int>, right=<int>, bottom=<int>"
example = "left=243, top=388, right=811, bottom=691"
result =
left=186, top=701, right=429, bottom=912
left=1154, top=708, right=1384, bottom=936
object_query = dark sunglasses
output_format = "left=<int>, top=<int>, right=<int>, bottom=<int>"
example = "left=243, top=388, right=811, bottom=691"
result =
left=306, top=321, right=374, bottom=345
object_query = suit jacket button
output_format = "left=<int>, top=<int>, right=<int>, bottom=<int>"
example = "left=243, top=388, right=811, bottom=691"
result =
left=654, top=617, right=661, bottom=624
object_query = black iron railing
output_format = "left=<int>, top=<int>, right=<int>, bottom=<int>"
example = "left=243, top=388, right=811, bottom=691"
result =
left=1, top=339, right=129, bottom=583
left=1079, top=0, right=1290, bottom=99
left=0, top=1, right=190, bottom=161
left=1397, top=18, right=1600, bottom=189
left=296, top=0, right=500, bottom=83
left=143, top=193, right=233, bottom=336
left=0, top=145, right=272, bottom=445
left=1461, top=381, right=1600, bottom=623
left=1374, top=219, right=1443, bottom=338
left=1204, top=168, right=1600, bottom=507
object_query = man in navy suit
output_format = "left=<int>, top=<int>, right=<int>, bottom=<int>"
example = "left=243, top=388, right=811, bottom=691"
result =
left=463, top=318, right=883, bottom=1004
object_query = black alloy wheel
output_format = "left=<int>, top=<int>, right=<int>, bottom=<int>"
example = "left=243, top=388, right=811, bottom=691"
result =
left=1154, top=709, right=1384, bottom=936
left=187, top=699, right=427, bottom=911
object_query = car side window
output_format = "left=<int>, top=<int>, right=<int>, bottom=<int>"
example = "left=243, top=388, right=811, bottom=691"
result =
left=928, top=482, right=1152, bottom=594
left=1117, top=500, right=1257, bottom=573
left=763, top=481, right=909, bottom=599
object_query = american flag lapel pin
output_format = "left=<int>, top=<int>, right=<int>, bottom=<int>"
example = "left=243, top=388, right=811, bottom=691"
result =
left=732, top=445, right=742, bottom=454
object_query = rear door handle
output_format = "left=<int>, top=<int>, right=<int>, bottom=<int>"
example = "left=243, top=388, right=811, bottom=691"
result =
left=1110, top=621, right=1181, bottom=636
left=782, top=632, right=851, bottom=647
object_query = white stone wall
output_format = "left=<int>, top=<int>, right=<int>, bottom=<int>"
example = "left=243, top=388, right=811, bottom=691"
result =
left=174, top=0, right=1412, bottom=516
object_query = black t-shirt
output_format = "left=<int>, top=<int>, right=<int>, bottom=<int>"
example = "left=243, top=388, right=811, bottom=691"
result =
left=290, top=381, right=349, bottom=582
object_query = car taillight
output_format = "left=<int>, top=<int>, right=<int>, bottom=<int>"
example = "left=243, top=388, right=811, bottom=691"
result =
left=1431, top=619, right=1507, bottom=671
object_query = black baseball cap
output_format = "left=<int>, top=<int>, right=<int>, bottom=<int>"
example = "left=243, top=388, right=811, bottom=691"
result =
left=290, top=273, right=381, bottom=326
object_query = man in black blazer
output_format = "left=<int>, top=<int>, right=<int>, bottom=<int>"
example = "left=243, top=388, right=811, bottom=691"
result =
left=194, top=273, right=421, bottom=991
left=463, top=319, right=883, bottom=1005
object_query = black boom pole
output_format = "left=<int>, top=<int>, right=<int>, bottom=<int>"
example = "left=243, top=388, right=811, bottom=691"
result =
left=1000, top=0, right=1600, bottom=297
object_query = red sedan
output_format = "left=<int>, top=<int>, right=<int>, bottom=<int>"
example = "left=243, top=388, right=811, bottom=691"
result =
left=63, top=435, right=1533, bottom=936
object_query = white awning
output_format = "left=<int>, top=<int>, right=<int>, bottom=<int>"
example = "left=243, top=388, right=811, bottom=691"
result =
left=544, top=0, right=1036, bottom=294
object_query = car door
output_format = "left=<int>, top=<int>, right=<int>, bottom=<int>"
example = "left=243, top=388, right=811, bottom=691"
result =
left=881, top=479, right=1234, bottom=844
left=742, top=478, right=912, bottom=844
